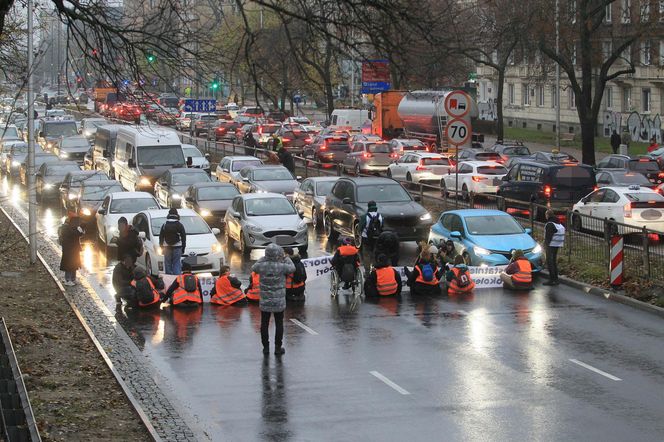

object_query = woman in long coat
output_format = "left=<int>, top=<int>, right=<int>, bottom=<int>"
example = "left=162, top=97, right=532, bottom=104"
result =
left=59, top=213, right=84, bottom=286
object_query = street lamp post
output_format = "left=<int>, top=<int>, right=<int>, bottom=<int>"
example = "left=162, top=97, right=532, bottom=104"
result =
left=555, top=0, right=561, bottom=150
left=27, top=0, right=37, bottom=263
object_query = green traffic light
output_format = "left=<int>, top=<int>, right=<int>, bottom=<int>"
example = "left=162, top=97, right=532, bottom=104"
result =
left=147, top=53, right=156, bottom=63
left=211, top=83, right=219, bottom=90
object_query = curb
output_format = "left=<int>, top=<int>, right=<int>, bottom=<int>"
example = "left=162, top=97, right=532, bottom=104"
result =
left=540, top=270, right=664, bottom=319
left=0, top=207, right=163, bottom=442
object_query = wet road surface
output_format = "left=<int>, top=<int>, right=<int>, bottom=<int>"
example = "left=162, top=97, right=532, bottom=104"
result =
left=2, top=177, right=664, bottom=441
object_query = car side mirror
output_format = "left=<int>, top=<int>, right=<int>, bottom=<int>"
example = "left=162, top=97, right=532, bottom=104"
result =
left=342, top=197, right=353, bottom=205
left=138, top=231, right=146, bottom=239
left=205, top=153, right=211, bottom=160
left=187, top=156, right=193, bottom=167
left=38, top=131, right=44, bottom=138
left=525, top=228, right=532, bottom=235
left=97, top=208, right=106, bottom=215
left=296, top=175, right=302, bottom=181
left=242, top=176, right=249, bottom=182
left=232, top=212, right=241, bottom=219
left=223, top=168, right=229, bottom=172
left=211, top=227, right=221, bottom=235
left=78, top=128, right=83, bottom=134
left=501, top=175, right=509, bottom=181
left=185, top=196, right=194, bottom=202
left=413, top=195, right=421, bottom=202
left=450, top=231, right=462, bottom=239
left=128, top=158, right=136, bottom=168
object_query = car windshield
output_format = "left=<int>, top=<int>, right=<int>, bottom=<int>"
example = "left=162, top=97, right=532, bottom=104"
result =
left=46, top=164, right=80, bottom=176
left=61, top=138, right=88, bottom=149
left=72, top=174, right=108, bottom=184
left=614, top=173, right=650, bottom=184
left=245, top=198, right=296, bottom=216
left=504, top=146, right=530, bottom=155
left=137, top=145, right=185, bottom=167
left=464, top=215, right=524, bottom=235
left=316, top=181, right=336, bottom=196
left=367, top=143, right=392, bottom=153
left=1, top=127, right=18, bottom=139
left=183, top=147, right=203, bottom=158
left=11, top=144, right=28, bottom=154
left=259, top=125, right=280, bottom=134
left=625, top=192, right=664, bottom=202
left=82, top=184, right=123, bottom=199
left=151, top=216, right=211, bottom=235
left=197, top=186, right=239, bottom=200
left=232, top=159, right=262, bottom=171
left=326, top=141, right=349, bottom=151
left=44, top=122, right=77, bottom=138
left=357, top=184, right=411, bottom=203
left=35, top=155, right=58, bottom=166
left=171, top=171, right=210, bottom=185
left=401, top=141, right=426, bottom=149
left=253, top=168, right=293, bottom=181
left=553, top=166, right=595, bottom=187
left=199, top=115, right=217, bottom=122
left=422, top=157, right=450, bottom=166
left=85, top=120, right=106, bottom=129
left=629, top=160, right=659, bottom=172
left=478, top=165, right=507, bottom=175
left=110, top=198, right=159, bottom=213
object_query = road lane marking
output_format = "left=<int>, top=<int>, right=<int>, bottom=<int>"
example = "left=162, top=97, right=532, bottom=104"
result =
left=569, top=359, right=622, bottom=381
left=457, top=310, right=469, bottom=316
left=290, top=318, right=319, bottom=335
left=370, top=371, right=411, bottom=395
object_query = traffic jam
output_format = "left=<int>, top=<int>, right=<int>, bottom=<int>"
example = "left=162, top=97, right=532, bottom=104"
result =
left=3, top=89, right=664, bottom=439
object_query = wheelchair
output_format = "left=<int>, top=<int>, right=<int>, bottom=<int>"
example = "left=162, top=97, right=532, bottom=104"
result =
left=330, top=264, right=364, bottom=298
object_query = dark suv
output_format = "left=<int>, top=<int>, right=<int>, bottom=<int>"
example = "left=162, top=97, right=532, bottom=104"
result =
left=324, top=177, right=433, bottom=245
left=595, top=154, right=664, bottom=184
left=497, top=161, right=596, bottom=219
left=303, top=134, right=350, bottom=167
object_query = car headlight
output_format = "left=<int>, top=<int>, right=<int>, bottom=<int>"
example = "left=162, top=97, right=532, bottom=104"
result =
left=11, top=161, right=20, bottom=167
left=473, top=246, right=491, bottom=256
left=68, top=192, right=78, bottom=200
left=171, top=193, right=181, bottom=200
left=211, top=242, right=222, bottom=253
left=81, top=207, right=92, bottom=216
left=139, top=176, right=151, bottom=187
left=43, top=183, right=53, bottom=189
left=297, top=220, right=308, bottom=230
left=245, top=223, right=262, bottom=233
left=59, top=152, right=69, bottom=158
left=532, top=244, right=542, bottom=254
left=419, top=212, right=432, bottom=221
left=199, top=208, right=211, bottom=217
left=47, top=142, right=53, bottom=149
left=155, top=246, right=163, bottom=256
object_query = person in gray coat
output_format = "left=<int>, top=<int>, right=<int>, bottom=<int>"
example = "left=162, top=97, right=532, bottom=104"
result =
left=252, top=243, right=295, bottom=356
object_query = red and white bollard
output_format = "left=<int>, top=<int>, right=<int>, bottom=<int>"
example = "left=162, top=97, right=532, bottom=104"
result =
left=610, top=235, right=624, bottom=287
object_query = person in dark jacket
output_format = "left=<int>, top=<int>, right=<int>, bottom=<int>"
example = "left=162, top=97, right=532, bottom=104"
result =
left=277, top=147, right=295, bottom=174
left=59, top=213, right=84, bottom=286
left=610, top=130, right=621, bottom=154
left=374, top=229, right=400, bottom=266
left=163, top=262, right=204, bottom=306
left=365, top=254, right=402, bottom=297
left=544, top=210, right=565, bottom=286
left=112, top=255, right=136, bottom=305
left=131, top=268, right=165, bottom=308
left=284, top=247, right=307, bottom=303
left=330, top=237, right=361, bottom=289
left=116, top=217, right=143, bottom=263
left=243, top=130, right=257, bottom=156
left=438, top=239, right=459, bottom=268
left=159, top=208, right=187, bottom=275
left=269, top=133, right=283, bottom=151
left=252, top=244, right=295, bottom=356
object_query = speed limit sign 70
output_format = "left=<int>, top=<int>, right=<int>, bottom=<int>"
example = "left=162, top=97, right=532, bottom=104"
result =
left=445, top=118, right=471, bottom=146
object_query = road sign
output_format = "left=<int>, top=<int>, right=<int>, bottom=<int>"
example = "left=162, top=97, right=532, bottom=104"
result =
left=444, top=90, right=471, bottom=119
left=445, top=118, right=471, bottom=146
left=183, top=99, right=217, bottom=113
left=361, top=60, right=391, bottom=94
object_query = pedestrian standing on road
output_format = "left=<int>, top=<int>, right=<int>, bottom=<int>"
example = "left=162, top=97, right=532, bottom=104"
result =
left=277, top=147, right=295, bottom=175
left=252, top=243, right=295, bottom=356
left=544, top=210, right=565, bottom=286
left=116, top=217, right=143, bottom=263
left=59, top=213, right=84, bottom=286
left=159, top=208, right=186, bottom=275
left=112, top=255, right=136, bottom=305
left=284, top=247, right=307, bottom=303
left=374, top=229, right=400, bottom=266
left=270, top=133, right=283, bottom=152
left=243, top=130, right=257, bottom=156
left=359, top=201, right=383, bottom=269
left=610, top=130, right=621, bottom=155
left=500, top=249, right=533, bottom=290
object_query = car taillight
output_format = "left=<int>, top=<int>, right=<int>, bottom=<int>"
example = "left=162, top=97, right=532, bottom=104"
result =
left=416, top=161, right=429, bottom=171
left=543, top=184, right=552, bottom=198
left=471, top=175, right=482, bottom=182
left=624, top=202, right=632, bottom=217
left=390, top=152, right=399, bottom=159
left=320, top=146, right=327, bottom=150
left=304, top=138, right=312, bottom=143
left=363, top=152, right=373, bottom=159
left=282, top=138, right=291, bottom=142
left=658, top=172, right=664, bottom=178
left=593, top=186, right=599, bottom=191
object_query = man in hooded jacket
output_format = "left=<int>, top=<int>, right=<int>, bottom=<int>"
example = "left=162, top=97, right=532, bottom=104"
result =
left=159, top=208, right=187, bottom=275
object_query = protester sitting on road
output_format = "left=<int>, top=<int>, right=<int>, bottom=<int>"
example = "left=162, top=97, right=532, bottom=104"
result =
left=439, top=240, right=459, bottom=269
left=284, top=248, right=307, bottom=303
left=210, top=265, right=246, bottom=306
left=252, top=243, right=295, bottom=356
left=374, top=229, right=400, bottom=266
left=414, top=242, right=438, bottom=267
left=163, top=262, right=203, bottom=306
left=116, top=217, right=143, bottom=263
left=245, top=271, right=260, bottom=302
left=330, top=237, right=361, bottom=290
left=159, top=208, right=186, bottom=275
left=130, top=268, right=164, bottom=308
left=404, top=245, right=444, bottom=296
left=500, top=249, right=533, bottom=290
left=278, top=147, right=295, bottom=175
left=365, top=253, right=402, bottom=297
left=58, top=212, right=84, bottom=286
left=445, top=255, right=475, bottom=295
left=112, top=255, right=136, bottom=305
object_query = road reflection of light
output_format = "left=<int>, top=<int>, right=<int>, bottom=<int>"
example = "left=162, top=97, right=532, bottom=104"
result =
left=526, top=309, right=553, bottom=382
left=42, top=208, right=56, bottom=238
left=82, top=242, right=95, bottom=273
left=467, top=308, right=489, bottom=355
left=152, top=319, right=165, bottom=345
left=1, top=177, right=8, bottom=194
left=11, top=184, right=20, bottom=206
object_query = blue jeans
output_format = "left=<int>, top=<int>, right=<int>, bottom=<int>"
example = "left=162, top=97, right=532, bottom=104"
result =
left=164, top=246, right=182, bottom=275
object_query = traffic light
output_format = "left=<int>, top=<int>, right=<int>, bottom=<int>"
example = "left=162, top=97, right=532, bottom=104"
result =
left=91, top=48, right=98, bottom=57
left=211, top=79, right=220, bottom=90
left=146, top=51, right=156, bottom=64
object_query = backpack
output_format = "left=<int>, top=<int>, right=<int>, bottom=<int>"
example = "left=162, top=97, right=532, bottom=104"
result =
left=341, top=263, right=356, bottom=283
left=420, top=263, right=434, bottom=282
left=162, top=222, right=181, bottom=246
left=366, top=213, right=382, bottom=240
left=292, top=261, right=307, bottom=284
left=455, top=269, right=471, bottom=288
left=182, top=274, right=197, bottom=293
left=135, top=279, right=154, bottom=304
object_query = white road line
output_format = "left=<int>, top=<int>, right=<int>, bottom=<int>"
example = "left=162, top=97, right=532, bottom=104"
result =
left=289, top=318, right=319, bottom=335
left=457, top=309, right=469, bottom=316
left=569, top=359, right=622, bottom=381
left=369, top=371, right=411, bottom=395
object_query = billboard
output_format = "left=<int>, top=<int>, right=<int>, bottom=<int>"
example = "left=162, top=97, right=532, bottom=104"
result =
left=361, top=60, right=390, bottom=94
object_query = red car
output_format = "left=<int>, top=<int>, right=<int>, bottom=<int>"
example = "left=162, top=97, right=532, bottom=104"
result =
left=208, top=120, right=240, bottom=141
left=116, top=104, right=142, bottom=122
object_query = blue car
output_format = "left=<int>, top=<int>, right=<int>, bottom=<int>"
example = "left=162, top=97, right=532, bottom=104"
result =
left=428, top=209, right=543, bottom=270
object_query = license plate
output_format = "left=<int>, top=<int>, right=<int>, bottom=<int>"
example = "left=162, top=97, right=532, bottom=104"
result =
left=492, top=178, right=500, bottom=186
left=275, top=236, right=294, bottom=245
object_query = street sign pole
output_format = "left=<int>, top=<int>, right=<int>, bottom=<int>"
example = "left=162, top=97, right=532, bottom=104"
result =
left=27, top=0, right=37, bottom=264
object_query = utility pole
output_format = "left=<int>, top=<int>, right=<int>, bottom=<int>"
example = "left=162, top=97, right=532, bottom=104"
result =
left=27, top=0, right=37, bottom=264
left=555, top=0, right=561, bottom=150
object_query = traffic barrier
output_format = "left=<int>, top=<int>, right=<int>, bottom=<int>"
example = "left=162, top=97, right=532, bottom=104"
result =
left=610, top=235, right=624, bottom=287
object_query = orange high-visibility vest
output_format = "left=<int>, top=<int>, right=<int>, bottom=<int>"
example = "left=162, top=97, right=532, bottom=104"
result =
left=415, top=264, right=439, bottom=285
left=375, top=266, right=398, bottom=296
left=448, top=267, right=475, bottom=295
left=512, top=258, right=532, bottom=285
left=338, top=245, right=359, bottom=256
left=211, top=275, right=245, bottom=306
left=172, top=274, right=202, bottom=305
left=246, top=272, right=260, bottom=301
left=131, top=277, right=161, bottom=307
left=286, top=273, right=305, bottom=289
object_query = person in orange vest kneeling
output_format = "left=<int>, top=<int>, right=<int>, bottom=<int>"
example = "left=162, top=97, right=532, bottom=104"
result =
left=210, top=266, right=246, bottom=306
left=500, top=249, right=533, bottom=290
left=163, top=263, right=203, bottom=307
left=245, top=271, right=260, bottom=302
left=131, top=268, right=165, bottom=308
left=365, top=254, right=402, bottom=297
left=445, top=256, right=475, bottom=295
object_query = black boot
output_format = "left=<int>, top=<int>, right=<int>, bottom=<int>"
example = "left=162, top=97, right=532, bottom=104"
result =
left=274, top=347, right=285, bottom=355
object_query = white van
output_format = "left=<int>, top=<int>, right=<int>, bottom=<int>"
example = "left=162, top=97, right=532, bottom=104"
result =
left=329, top=109, right=370, bottom=130
left=113, top=127, right=186, bottom=192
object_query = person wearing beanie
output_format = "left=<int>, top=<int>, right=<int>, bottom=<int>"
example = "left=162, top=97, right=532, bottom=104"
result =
left=404, top=243, right=444, bottom=296
left=365, top=253, right=402, bottom=297
left=359, top=200, right=383, bottom=271
left=159, top=208, right=187, bottom=275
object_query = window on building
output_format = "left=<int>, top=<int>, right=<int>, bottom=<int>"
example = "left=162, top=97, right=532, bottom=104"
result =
left=622, top=87, right=632, bottom=112
left=551, top=86, right=558, bottom=108
left=606, top=3, right=612, bottom=22
left=538, top=86, right=545, bottom=107
left=642, top=40, right=653, bottom=65
left=622, top=45, right=632, bottom=64
left=643, top=88, right=651, bottom=112
left=641, top=0, right=650, bottom=21
left=568, top=88, right=576, bottom=109
left=569, top=0, right=577, bottom=23
left=491, top=50, right=498, bottom=64
left=602, top=40, right=613, bottom=61
left=622, top=0, right=632, bottom=23
left=508, top=51, right=515, bottom=65
left=660, top=40, right=664, bottom=64
left=522, top=84, right=530, bottom=106
left=572, top=45, right=577, bottom=65
left=508, top=84, right=515, bottom=105
left=606, top=86, right=613, bottom=109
